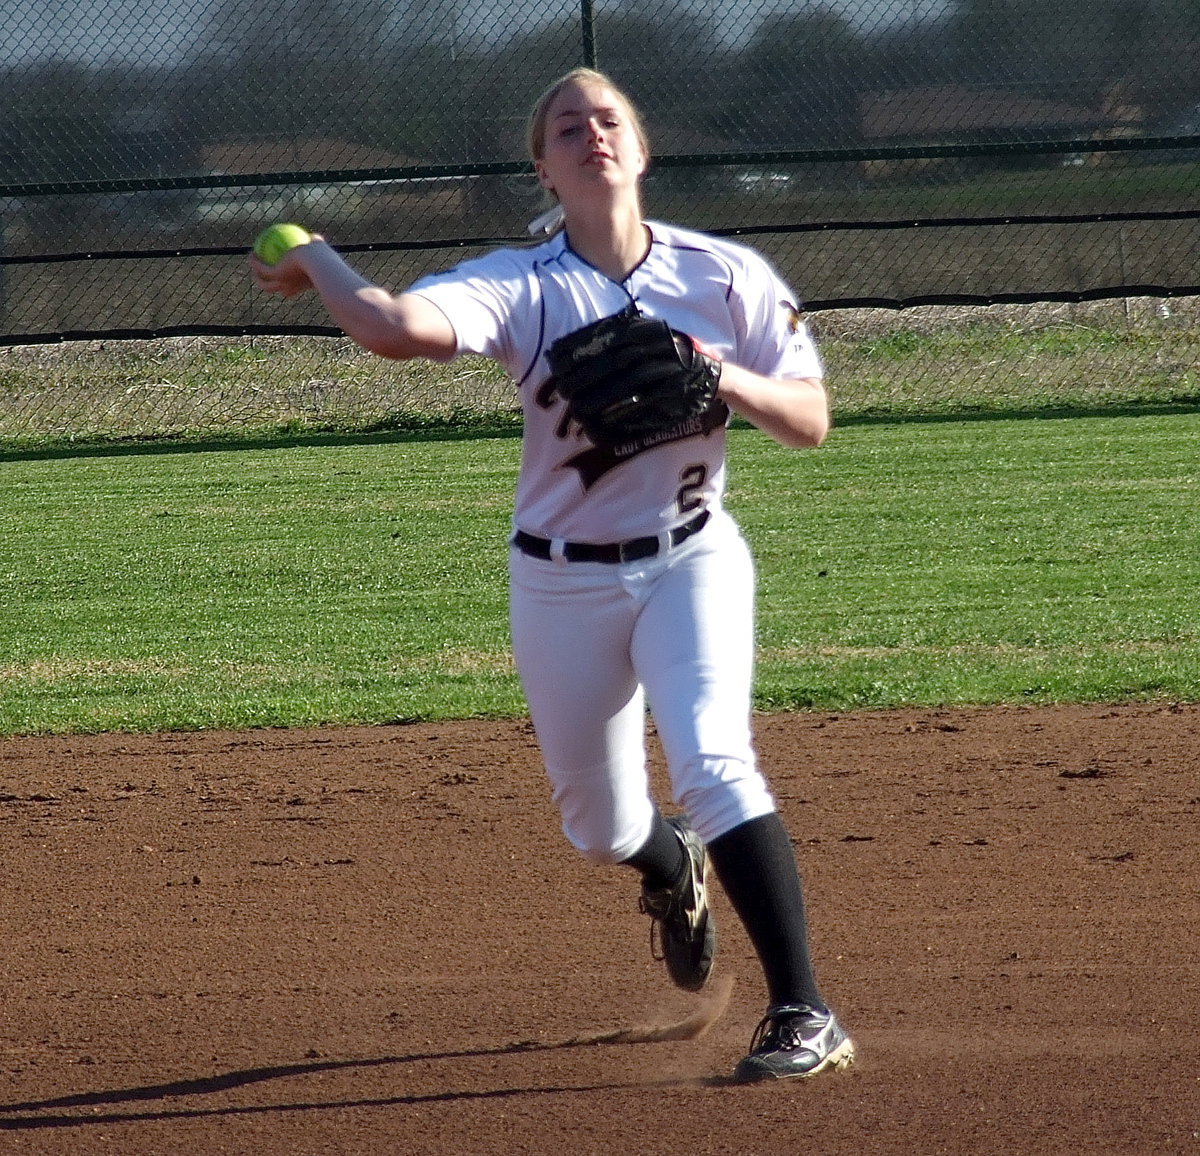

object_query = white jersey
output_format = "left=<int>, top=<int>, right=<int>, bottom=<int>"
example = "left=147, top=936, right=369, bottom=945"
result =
left=410, top=220, right=823, bottom=543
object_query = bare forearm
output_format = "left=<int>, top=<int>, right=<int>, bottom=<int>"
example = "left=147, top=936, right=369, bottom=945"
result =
left=251, top=239, right=456, bottom=361
left=716, top=365, right=830, bottom=448
left=296, top=242, right=455, bottom=360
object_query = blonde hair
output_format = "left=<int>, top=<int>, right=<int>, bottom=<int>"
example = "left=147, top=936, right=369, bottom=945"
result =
left=525, top=68, right=651, bottom=167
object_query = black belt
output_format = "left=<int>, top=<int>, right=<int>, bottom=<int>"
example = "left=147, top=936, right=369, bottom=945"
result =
left=512, top=509, right=710, bottom=564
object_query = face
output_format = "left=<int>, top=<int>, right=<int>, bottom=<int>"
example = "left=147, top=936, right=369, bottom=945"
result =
left=534, top=79, right=647, bottom=206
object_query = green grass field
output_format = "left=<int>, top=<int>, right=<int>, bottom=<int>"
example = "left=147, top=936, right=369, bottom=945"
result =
left=1, top=402, right=1197, bottom=736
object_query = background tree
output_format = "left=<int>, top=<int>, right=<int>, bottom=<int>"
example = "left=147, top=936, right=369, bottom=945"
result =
left=727, top=8, right=871, bottom=150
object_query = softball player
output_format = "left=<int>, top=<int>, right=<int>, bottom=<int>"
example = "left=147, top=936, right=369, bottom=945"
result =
left=250, top=67, right=853, bottom=1083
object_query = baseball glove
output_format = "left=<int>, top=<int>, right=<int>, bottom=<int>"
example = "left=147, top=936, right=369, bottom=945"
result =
left=546, top=307, right=724, bottom=447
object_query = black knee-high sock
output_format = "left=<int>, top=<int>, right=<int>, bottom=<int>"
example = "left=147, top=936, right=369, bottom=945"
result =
left=707, top=812, right=824, bottom=1010
left=621, top=809, right=686, bottom=891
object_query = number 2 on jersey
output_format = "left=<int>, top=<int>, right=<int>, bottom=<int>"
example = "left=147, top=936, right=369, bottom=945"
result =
left=676, top=464, right=708, bottom=515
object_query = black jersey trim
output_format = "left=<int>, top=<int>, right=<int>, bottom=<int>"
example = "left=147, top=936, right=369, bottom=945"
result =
left=649, top=233, right=736, bottom=302
left=561, top=229, right=653, bottom=292
left=516, top=254, right=560, bottom=388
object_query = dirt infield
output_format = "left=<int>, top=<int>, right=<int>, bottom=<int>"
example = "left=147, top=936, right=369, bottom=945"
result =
left=2, top=703, right=1197, bottom=1154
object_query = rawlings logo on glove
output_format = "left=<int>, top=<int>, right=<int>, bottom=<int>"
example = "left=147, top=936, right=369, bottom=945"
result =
left=546, top=306, right=725, bottom=448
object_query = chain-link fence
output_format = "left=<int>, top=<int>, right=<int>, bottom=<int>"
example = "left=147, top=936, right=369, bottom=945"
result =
left=1, top=0, right=1198, bottom=441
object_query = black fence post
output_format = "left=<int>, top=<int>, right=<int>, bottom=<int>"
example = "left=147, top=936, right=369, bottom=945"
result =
left=581, top=0, right=597, bottom=68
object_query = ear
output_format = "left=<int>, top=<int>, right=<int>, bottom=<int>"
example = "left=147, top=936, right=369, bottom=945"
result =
left=535, top=160, right=555, bottom=192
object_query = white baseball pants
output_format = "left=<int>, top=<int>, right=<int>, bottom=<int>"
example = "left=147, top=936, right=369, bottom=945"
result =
left=508, top=511, right=778, bottom=864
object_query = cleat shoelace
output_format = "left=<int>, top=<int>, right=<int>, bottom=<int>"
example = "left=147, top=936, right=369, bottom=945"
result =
left=639, top=887, right=682, bottom=961
left=747, top=1005, right=820, bottom=1055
